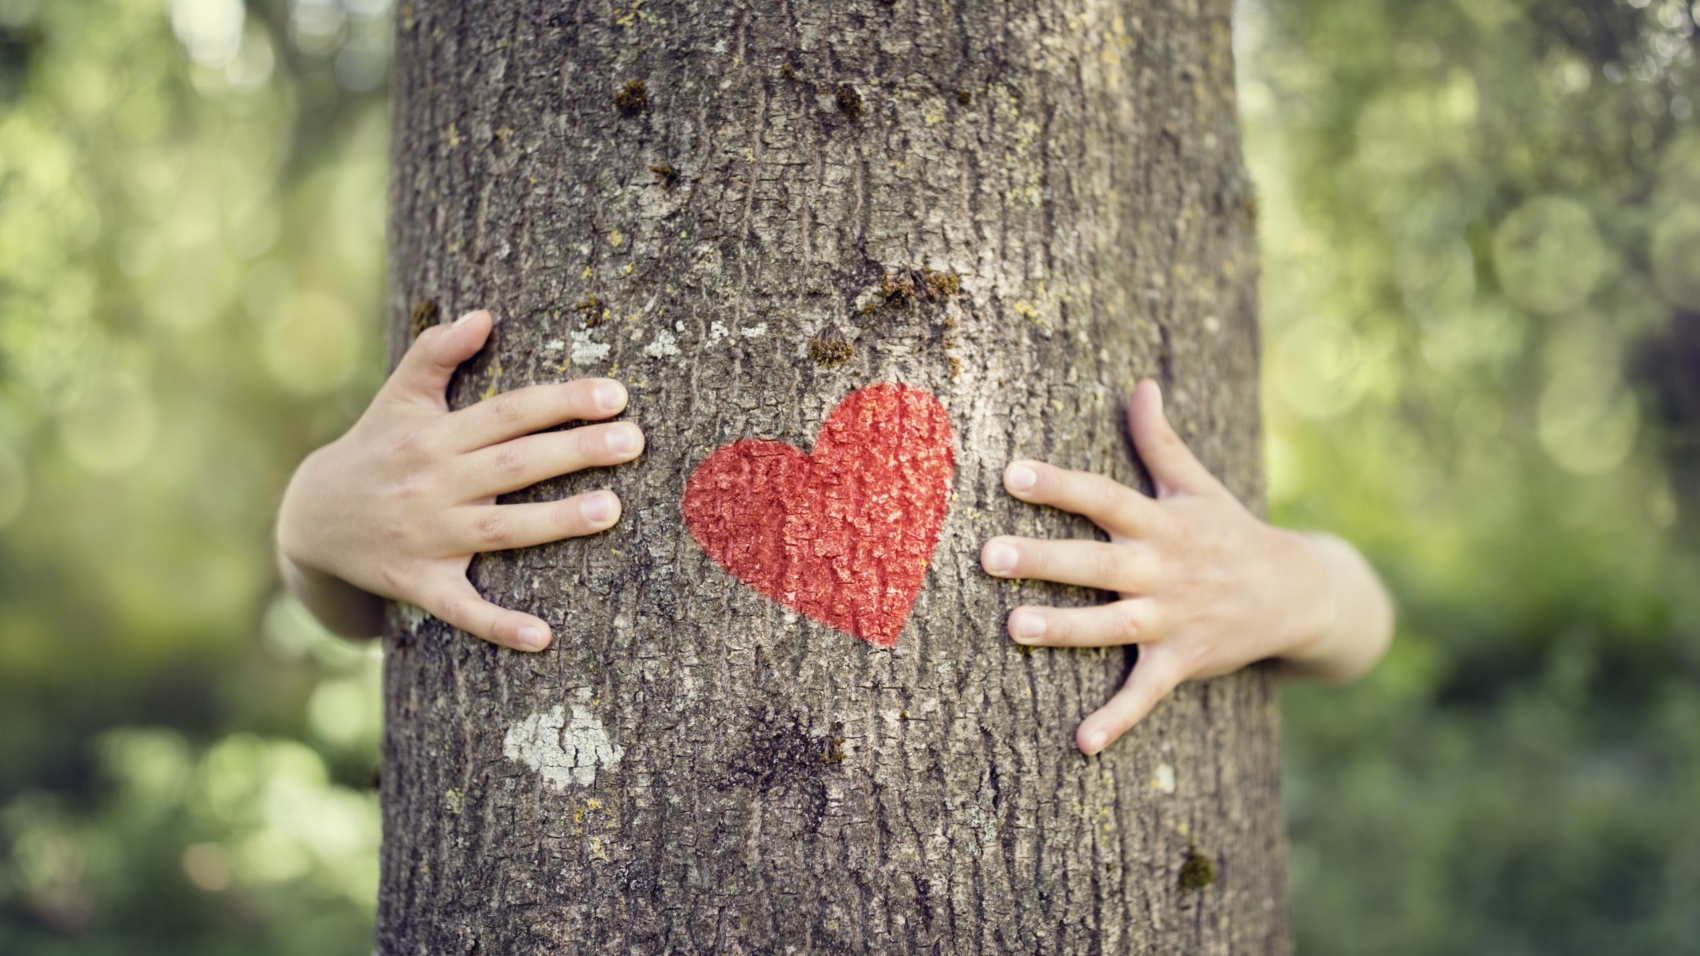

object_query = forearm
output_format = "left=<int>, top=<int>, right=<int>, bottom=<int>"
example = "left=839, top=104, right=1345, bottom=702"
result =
left=1279, top=531, right=1393, bottom=683
left=277, top=548, right=386, bottom=639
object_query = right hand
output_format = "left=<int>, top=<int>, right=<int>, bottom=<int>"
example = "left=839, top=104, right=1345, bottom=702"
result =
left=275, top=309, right=644, bottom=652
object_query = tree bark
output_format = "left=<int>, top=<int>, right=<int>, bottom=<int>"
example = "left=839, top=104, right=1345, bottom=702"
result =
left=380, top=1, right=1284, bottom=953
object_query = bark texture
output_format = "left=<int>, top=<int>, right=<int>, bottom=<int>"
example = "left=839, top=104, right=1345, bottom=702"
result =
left=380, top=1, right=1285, bottom=953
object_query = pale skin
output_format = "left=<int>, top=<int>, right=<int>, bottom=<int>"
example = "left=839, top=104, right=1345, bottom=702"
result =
left=276, top=310, right=645, bottom=652
left=980, top=378, right=1393, bottom=755
left=278, top=309, right=1392, bottom=752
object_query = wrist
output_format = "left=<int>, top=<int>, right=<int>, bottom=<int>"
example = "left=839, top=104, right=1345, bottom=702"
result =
left=1273, top=529, right=1342, bottom=676
left=277, top=545, right=386, bottom=638
left=275, top=451, right=386, bottom=638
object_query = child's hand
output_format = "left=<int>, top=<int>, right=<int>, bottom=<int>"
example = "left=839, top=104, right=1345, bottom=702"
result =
left=275, top=310, right=644, bottom=652
left=982, top=380, right=1392, bottom=755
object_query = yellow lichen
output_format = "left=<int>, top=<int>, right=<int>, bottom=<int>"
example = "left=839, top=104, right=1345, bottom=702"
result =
left=836, top=84, right=864, bottom=119
left=807, top=332, right=854, bottom=367
left=648, top=163, right=680, bottom=189
left=408, top=299, right=440, bottom=339
left=613, top=80, right=649, bottom=115
left=921, top=268, right=961, bottom=300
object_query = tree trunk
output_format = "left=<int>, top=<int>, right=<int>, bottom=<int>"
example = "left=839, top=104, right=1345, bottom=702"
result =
left=379, top=1, right=1283, bottom=953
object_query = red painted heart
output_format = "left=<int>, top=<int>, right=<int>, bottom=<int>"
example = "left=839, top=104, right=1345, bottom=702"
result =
left=681, top=383, right=955, bottom=647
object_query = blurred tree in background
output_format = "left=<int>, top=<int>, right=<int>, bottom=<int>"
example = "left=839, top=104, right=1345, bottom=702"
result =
left=0, top=0, right=1695, bottom=953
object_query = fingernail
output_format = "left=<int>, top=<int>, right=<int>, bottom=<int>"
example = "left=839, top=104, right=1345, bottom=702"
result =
left=516, top=625, right=547, bottom=650
left=1085, top=729, right=1108, bottom=754
left=453, top=309, right=483, bottom=327
left=1010, top=609, right=1046, bottom=641
left=580, top=491, right=618, bottom=524
left=1006, top=462, right=1038, bottom=493
left=594, top=381, right=627, bottom=412
left=606, top=423, right=641, bottom=455
left=983, top=541, right=1018, bottom=575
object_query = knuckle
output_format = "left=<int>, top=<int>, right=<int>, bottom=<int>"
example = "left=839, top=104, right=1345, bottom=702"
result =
left=491, top=444, right=527, bottom=477
left=430, top=593, right=465, bottom=628
left=1017, top=543, right=1044, bottom=578
left=475, top=511, right=512, bottom=548
left=412, top=323, right=447, bottom=352
left=392, top=427, right=437, bottom=467
left=1089, top=483, right=1118, bottom=518
left=487, top=393, right=524, bottom=425
left=378, top=508, right=421, bottom=551
left=565, top=380, right=598, bottom=414
left=1079, top=471, right=1110, bottom=499
left=1114, top=604, right=1144, bottom=644
left=558, top=496, right=590, bottom=533
left=1038, top=477, right=1068, bottom=508
left=1098, top=547, right=1128, bottom=586
left=571, top=426, right=604, bottom=462
left=393, top=467, right=434, bottom=505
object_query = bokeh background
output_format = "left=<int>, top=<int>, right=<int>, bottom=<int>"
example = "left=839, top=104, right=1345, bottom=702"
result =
left=1, top=0, right=1696, bottom=952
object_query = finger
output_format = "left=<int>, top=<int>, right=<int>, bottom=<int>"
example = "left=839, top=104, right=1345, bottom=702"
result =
left=1003, top=459, right=1166, bottom=538
left=1077, top=647, right=1184, bottom=755
left=452, top=490, right=623, bottom=553
left=981, top=536, right=1158, bottom=593
left=453, top=423, right=645, bottom=497
left=420, top=574, right=553, bottom=652
left=1007, top=598, right=1160, bottom=648
left=1128, top=379, right=1228, bottom=499
left=384, top=310, right=494, bottom=409
left=441, top=378, right=630, bottom=452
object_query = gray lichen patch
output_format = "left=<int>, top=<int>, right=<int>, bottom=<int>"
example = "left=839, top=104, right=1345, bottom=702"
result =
left=503, top=698, right=624, bottom=791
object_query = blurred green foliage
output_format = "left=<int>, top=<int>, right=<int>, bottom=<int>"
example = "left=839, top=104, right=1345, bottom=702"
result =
left=0, top=0, right=1696, bottom=953
left=0, top=0, right=389, bottom=951
left=1241, top=0, right=1700, bottom=952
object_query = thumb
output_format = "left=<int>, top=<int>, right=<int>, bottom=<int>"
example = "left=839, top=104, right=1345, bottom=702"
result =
left=1128, top=379, right=1226, bottom=499
left=383, top=309, right=493, bottom=408
left=1076, top=645, right=1183, bottom=755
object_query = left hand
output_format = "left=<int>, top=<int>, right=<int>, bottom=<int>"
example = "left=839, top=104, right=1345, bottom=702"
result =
left=981, top=379, right=1337, bottom=755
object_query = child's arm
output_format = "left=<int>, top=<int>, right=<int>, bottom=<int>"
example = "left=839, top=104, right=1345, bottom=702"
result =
left=981, top=379, right=1393, bottom=755
left=275, top=310, right=644, bottom=653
